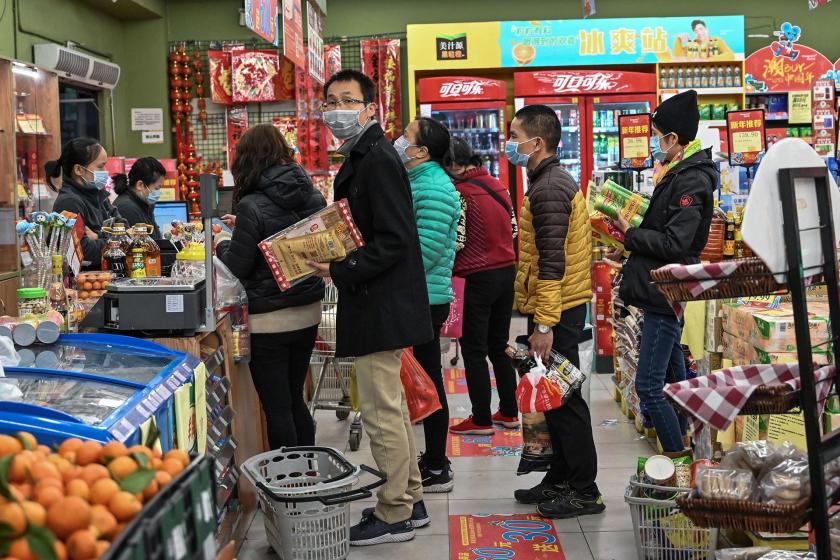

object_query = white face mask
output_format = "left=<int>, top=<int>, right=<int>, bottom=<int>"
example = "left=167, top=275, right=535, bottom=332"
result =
left=324, top=109, right=368, bottom=140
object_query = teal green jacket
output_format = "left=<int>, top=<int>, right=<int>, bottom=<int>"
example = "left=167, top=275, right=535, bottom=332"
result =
left=407, top=161, right=461, bottom=305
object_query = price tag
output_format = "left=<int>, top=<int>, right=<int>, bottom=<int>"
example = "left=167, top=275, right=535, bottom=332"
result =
left=170, top=524, right=187, bottom=559
left=201, top=490, right=214, bottom=522
left=726, top=109, right=766, bottom=167
left=618, top=113, right=652, bottom=170
left=166, top=294, right=184, bottom=313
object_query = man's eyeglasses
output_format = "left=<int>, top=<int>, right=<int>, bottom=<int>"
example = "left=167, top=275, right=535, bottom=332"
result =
left=321, top=98, right=368, bottom=111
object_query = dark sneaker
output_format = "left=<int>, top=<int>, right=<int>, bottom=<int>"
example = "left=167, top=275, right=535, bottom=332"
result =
left=362, top=501, right=430, bottom=529
left=420, top=457, right=454, bottom=493
left=350, top=514, right=415, bottom=546
left=514, top=481, right=569, bottom=505
left=537, top=489, right=606, bottom=519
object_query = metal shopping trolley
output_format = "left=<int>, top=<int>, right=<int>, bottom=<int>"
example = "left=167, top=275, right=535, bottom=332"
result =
left=309, top=281, right=364, bottom=451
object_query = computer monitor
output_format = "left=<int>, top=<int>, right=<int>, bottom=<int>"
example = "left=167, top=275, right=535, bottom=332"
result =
left=153, top=201, right=189, bottom=235
left=217, top=186, right=234, bottom=216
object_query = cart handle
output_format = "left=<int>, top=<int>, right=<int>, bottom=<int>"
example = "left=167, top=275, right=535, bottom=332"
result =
left=256, top=464, right=387, bottom=505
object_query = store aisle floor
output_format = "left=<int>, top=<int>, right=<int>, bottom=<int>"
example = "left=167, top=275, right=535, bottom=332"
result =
left=239, top=321, right=654, bottom=559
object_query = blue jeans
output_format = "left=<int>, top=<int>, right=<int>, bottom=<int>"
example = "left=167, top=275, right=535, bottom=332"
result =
left=635, top=312, right=689, bottom=452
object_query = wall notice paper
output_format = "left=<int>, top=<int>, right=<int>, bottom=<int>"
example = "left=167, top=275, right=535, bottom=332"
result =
left=445, top=368, right=495, bottom=395
left=788, top=91, right=812, bottom=124
left=447, top=418, right=521, bottom=457
left=767, top=413, right=806, bottom=451
left=131, top=108, right=164, bottom=131
left=448, top=515, right=565, bottom=560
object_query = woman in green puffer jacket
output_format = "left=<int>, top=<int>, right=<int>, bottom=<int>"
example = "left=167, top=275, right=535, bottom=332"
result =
left=393, top=117, right=461, bottom=492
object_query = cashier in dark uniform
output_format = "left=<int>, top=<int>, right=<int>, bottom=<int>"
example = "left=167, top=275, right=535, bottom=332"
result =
left=112, top=157, right=166, bottom=239
left=48, top=138, right=120, bottom=271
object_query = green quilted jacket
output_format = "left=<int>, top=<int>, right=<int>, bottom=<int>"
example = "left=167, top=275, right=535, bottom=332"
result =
left=407, top=161, right=461, bottom=305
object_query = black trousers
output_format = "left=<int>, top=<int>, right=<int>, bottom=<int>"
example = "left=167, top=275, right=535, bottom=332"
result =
left=249, top=325, right=319, bottom=450
left=412, top=303, right=451, bottom=470
left=528, top=305, right=599, bottom=496
left=460, top=266, right=518, bottom=426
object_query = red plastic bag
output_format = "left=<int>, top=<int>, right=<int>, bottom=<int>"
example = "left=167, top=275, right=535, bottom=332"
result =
left=440, top=276, right=465, bottom=339
left=400, top=349, right=442, bottom=423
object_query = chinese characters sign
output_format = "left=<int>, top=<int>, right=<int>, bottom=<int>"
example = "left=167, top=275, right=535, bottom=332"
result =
left=437, top=33, right=467, bottom=60
left=745, top=44, right=833, bottom=93
left=282, top=0, right=305, bottom=68
left=244, top=0, right=279, bottom=46
left=448, top=515, right=565, bottom=560
left=418, top=77, right=507, bottom=102
left=726, top=109, right=766, bottom=166
left=619, top=114, right=652, bottom=169
left=788, top=91, right=812, bottom=123
left=499, top=16, right=744, bottom=67
left=513, top=70, right=655, bottom=96
left=361, top=39, right=403, bottom=141
left=306, top=1, right=324, bottom=84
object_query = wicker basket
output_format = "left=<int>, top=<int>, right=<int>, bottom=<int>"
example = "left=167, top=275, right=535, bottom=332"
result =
left=676, top=492, right=809, bottom=533
left=740, top=385, right=801, bottom=415
left=651, top=258, right=787, bottom=303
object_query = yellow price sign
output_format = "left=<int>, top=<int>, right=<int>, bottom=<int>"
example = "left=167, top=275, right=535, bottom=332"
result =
left=732, top=130, right=762, bottom=154
left=622, top=136, right=648, bottom=159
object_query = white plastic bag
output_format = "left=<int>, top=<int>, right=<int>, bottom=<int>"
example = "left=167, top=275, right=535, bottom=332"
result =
left=0, top=336, right=23, bottom=401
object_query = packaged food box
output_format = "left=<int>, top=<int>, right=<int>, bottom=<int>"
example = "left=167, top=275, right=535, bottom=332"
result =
left=721, top=302, right=831, bottom=353
left=722, top=332, right=831, bottom=365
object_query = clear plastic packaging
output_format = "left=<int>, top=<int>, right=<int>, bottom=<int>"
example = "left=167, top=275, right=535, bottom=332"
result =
left=715, top=547, right=771, bottom=560
left=759, top=456, right=810, bottom=504
left=695, top=466, right=755, bottom=500
left=213, top=257, right=250, bottom=363
left=721, top=440, right=801, bottom=477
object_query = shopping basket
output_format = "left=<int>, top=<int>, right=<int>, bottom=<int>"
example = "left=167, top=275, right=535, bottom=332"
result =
left=242, top=446, right=386, bottom=560
left=625, top=475, right=717, bottom=560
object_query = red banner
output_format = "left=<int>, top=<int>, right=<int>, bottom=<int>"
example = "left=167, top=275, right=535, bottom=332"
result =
left=282, top=0, right=305, bottom=68
left=448, top=515, right=566, bottom=559
left=618, top=113, right=652, bottom=169
left=447, top=418, right=521, bottom=457
left=418, top=76, right=506, bottom=103
left=295, top=60, right=329, bottom=171
left=745, top=44, right=833, bottom=93
left=726, top=109, right=766, bottom=166
left=361, top=39, right=403, bottom=141
left=306, top=1, right=324, bottom=84
left=514, top=70, right=655, bottom=96
left=226, top=106, right=249, bottom=169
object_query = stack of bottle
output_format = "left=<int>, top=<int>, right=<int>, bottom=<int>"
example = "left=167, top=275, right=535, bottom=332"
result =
left=659, top=65, right=741, bottom=90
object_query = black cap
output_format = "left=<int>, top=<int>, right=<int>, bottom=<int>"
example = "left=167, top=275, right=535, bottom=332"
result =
left=651, top=90, right=700, bottom=142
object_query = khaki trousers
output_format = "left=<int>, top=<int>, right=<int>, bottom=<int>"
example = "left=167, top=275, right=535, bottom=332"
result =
left=354, top=349, right=423, bottom=523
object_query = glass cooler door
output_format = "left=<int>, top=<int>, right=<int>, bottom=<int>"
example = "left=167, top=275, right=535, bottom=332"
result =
left=589, top=97, right=652, bottom=174
left=547, top=102, right=584, bottom=185
left=431, top=106, right=503, bottom=179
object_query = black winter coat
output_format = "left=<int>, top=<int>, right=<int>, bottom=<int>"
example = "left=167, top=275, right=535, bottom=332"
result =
left=114, top=191, right=162, bottom=239
left=619, top=149, right=717, bottom=315
left=52, top=180, right=120, bottom=271
left=216, top=163, right=326, bottom=315
left=329, top=124, right=433, bottom=357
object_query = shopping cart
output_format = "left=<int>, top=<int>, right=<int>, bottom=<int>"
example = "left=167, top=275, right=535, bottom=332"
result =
left=309, top=281, right=364, bottom=450
left=242, top=446, right=386, bottom=560
left=625, top=475, right=717, bottom=560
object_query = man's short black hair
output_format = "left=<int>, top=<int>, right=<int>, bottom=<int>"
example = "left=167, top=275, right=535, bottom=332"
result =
left=691, top=19, right=706, bottom=30
left=324, top=69, right=376, bottom=103
left=514, top=105, right=561, bottom=152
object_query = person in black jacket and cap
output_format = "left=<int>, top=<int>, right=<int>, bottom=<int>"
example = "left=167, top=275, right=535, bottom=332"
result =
left=112, top=157, right=166, bottom=239
left=308, top=69, right=433, bottom=547
left=48, top=138, right=120, bottom=271
left=610, top=90, right=717, bottom=455
left=215, top=124, right=326, bottom=450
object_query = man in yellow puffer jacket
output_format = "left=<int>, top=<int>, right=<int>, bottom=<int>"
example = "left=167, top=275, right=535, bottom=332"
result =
left=507, top=105, right=603, bottom=520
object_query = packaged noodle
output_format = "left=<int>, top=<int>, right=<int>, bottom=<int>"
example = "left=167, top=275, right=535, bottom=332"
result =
left=593, top=180, right=649, bottom=227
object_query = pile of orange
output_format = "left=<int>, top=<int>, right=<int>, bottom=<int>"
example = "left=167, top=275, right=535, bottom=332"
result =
left=0, top=432, right=190, bottom=560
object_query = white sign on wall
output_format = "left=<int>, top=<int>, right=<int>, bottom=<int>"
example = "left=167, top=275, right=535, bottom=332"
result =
left=142, top=131, right=165, bottom=144
left=131, top=108, right=164, bottom=131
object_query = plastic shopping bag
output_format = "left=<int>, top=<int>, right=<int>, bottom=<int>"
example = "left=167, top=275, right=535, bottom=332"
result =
left=0, top=336, right=22, bottom=401
left=515, top=351, right=586, bottom=414
left=518, top=412, right=553, bottom=475
left=401, top=349, right=442, bottom=424
left=440, top=276, right=465, bottom=339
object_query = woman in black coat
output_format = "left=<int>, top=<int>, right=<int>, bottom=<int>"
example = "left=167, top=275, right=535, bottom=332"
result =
left=112, top=157, right=166, bottom=239
left=48, top=138, right=120, bottom=271
left=215, top=124, right=326, bottom=450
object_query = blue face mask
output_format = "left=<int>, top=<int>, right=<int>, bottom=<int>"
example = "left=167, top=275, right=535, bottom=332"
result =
left=393, top=135, right=416, bottom=165
left=650, top=133, right=675, bottom=163
left=505, top=138, right=537, bottom=167
left=83, top=168, right=109, bottom=191
left=146, top=186, right=162, bottom=205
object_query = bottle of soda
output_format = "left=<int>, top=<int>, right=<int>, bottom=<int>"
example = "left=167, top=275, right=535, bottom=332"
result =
left=104, top=239, right=128, bottom=279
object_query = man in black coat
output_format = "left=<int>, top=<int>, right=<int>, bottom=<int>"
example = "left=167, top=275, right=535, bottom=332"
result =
left=309, top=69, right=433, bottom=546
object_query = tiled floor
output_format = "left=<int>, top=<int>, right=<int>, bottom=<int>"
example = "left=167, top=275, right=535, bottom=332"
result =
left=239, top=321, right=656, bottom=559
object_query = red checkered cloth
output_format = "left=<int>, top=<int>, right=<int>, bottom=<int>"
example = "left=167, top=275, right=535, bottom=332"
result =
left=654, top=261, right=740, bottom=317
left=664, top=363, right=836, bottom=433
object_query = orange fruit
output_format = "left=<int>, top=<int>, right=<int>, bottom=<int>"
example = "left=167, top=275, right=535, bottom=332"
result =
left=150, top=457, right=162, bottom=470
left=34, top=477, right=63, bottom=494
left=47, top=496, right=92, bottom=539
left=35, top=485, right=64, bottom=509
left=36, top=444, right=51, bottom=456
left=108, top=491, right=142, bottom=522
left=107, top=456, right=138, bottom=481
left=90, top=505, right=118, bottom=540
left=151, top=446, right=162, bottom=459
left=154, top=470, right=172, bottom=488
left=96, top=540, right=110, bottom=557
left=127, top=445, right=153, bottom=463
left=62, top=465, right=83, bottom=485
left=160, top=458, right=184, bottom=478
left=164, top=449, right=190, bottom=468
left=66, top=479, right=90, bottom=501
left=90, top=478, right=120, bottom=506
left=9, top=453, right=33, bottom=483
left=15, top=432, right=37, bottom=451
left=75, top=441, right=103, bottom=466
left=58, top=438, right=84, bottom=457
left=100, top=441, right=128, bottom=464
left=0, top=434, right=23, bottom=456
left=111, top=522, right=127, bottom=540
left=29, top=460, right=60, bottom=483
left=81, top=464, right=110, bottom=487
left=55, top=539, right=68, bottom=560
left=9, top=537, right=36, bottom=560
left=67, top=529, right=97, bottom=560
left=0, top=502, right=26, bottom=537
left=21, top=500, right=46, bottom=527
left=142, top=479, right=159, bottom=501
left=12, top=483, right=31, bottom=500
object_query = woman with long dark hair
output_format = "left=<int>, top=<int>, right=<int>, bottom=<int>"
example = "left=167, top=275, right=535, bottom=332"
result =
left=215, top=124, right=326, bottom=449
left=112, top=157, right=167, bottom=239
left=48, top=138, right=119, bottom=271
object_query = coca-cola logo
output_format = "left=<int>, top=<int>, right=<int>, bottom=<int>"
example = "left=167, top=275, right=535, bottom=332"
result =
left=439, top=80, right=489, bottom=98
left=549, top=72, right=620, bottom=93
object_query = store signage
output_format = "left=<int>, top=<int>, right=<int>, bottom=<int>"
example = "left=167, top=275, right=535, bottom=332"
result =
left=141, top=131, right=165, bottom=144
left=745, top=44, right=832, bottom=93
left=788, top=91, right=812, bottom=123
left=244, top=0, right=279, bottom=46
left=809, top=0, right=832, bottom=9
left=618, top=113, right=652, bottom=169
left=131, top=108, right=163, bottom=131
left=726, top=109, right=766, bottom=166
left=448, top=515, right=565, bottom=559
left=418, top=76, right=506, bottom=102
left=436, top=33, right=467, bottom=61
left=306, top=1, right=324, bottom=84
left=282, top=0, right=305, bottom=68
left=513, top=70, right=655, bottom=96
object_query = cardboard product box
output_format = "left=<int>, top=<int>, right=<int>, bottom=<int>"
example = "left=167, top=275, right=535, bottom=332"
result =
left=722, top=332, right=831, bottom=365
left=704, top=350, right=723, bottom=372
left=596, top=324, right=614, bottom=356
left=705, top=300, right=724, bottom=353
left=594, top=295, right=612, bottom=325
left=721, top=302, right=831, bottom=353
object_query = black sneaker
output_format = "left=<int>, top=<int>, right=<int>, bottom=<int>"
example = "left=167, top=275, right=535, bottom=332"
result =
left=514, top=481, right=568, bottom=505
left=350, top=514, right=415, bottom=546
left=420, top=457, right=454, bottom=493
left=362, top=500, right=430, bottom=529
left=536, top=488, right=606, bottom=519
